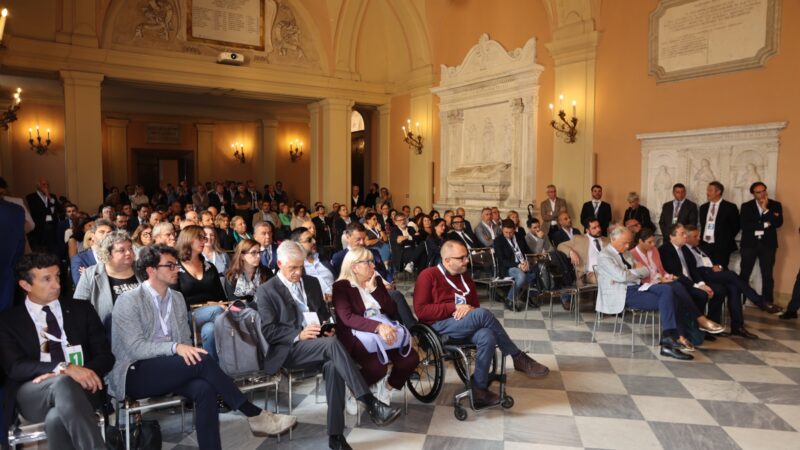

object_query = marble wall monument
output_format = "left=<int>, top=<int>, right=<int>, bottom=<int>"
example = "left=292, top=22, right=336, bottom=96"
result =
left=432, top=34, right=542, bottom=215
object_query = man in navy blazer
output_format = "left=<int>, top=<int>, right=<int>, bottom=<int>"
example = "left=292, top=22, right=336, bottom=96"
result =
left=254, top=221, right=279, bottom=274
left=0, top=200, right=25, bottom=312
left=0, top=253, right=114, bottom=450
left=579, top=185, right=612, bottom=236
left=698, top=181, right=740, bottom=269
left=494, top=219, right=533, bottom=310
left=69, top=220, right=114, bottom=285
left=549, top=212, right=582, bottom=248
left=739, top=182, right=783, bottom=306
left=658, top=224, right=718, bottom=312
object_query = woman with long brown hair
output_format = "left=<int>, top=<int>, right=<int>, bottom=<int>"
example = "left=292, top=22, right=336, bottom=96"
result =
left=224, top=239, right=273, bottom=304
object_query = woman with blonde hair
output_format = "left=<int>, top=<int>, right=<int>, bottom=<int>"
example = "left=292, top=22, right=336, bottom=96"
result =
left=332, top=247, right=419, bottom=405
left=214, top=212, right=235, bottom=250
left=231, top=215, right=252, bottom=243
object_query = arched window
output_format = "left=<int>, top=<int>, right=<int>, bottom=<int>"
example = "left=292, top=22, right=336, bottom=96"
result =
left=350, top=110, right=365, bottom=132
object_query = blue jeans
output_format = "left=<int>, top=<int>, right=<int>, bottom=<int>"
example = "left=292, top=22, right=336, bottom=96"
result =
left=370, top=243, right=392, bottom=268
left=192, top=305, right=224, bottom=361
left=431, top=308, right=520, bottom=389
left=508, top=267, right=536, bottom=302
left=625, top=284, right=677, bottom=333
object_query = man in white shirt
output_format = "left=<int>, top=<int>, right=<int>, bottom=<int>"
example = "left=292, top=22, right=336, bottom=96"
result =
left=291, top=227, right=335, bottom=300
left=557, top=218, right=608, bottom=286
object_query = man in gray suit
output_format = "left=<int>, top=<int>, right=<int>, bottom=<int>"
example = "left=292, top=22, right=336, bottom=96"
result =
left=475, top=207, right=499, bottom=247
left=595, top=227, right=691, bottom=360
left=539, top=184, right=568, bottom=236
left=255, top=241, right=400, bottom=450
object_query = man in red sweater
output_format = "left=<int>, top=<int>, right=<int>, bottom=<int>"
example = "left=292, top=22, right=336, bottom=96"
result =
left=413, top=241, right=549, bottom=407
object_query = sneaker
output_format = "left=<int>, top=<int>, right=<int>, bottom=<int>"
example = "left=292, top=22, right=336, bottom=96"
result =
left=372, top=377, right=392, bottom=406
left=345, top=388, right=358, bottom=416
left=248, top=410, right=297, bottom=436
left=404, top=262, right=414, bottom=273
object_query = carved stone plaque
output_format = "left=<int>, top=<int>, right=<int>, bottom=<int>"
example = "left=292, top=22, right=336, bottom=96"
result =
left=188, top=0, right=271, bottom=51
left=146, top=123, right=181, bottom=144
left=649, top=0, right=780, bottom=83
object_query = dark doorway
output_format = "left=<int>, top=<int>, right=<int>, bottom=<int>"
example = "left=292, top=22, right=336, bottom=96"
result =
left=132, top=148, right=195, bottom=195
left=351, top=108, right=371, bottom=192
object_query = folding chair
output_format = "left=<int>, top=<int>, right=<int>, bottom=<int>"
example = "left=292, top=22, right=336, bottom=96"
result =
left=469, top=247, right=514, bottom=306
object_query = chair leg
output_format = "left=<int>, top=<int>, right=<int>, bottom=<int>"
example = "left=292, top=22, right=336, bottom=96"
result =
left=524, top=288, right=530, bottom=320
left=591, top=311, right=600, bottom=343
left=549, top=293, right=555, bottom=329
left=288, top=373, right=293, bottom=415
left=630, top=311, right=637, bottom=353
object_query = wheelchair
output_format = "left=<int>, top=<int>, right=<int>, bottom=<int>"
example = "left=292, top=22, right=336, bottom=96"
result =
left=404, top=322, right=514, bottom=421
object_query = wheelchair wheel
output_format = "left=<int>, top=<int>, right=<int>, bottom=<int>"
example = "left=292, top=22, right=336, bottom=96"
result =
left=454, top=406, right=468, bottom=421
left=501, top=396, right=515, bottom=409
left=451, top=348, right=471, bottom=386
left=406, top=324, right=444, bottom=403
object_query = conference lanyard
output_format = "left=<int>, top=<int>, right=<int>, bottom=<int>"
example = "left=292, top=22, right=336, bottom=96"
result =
left=437, top=264, right=470, bottom=297
left=151, top=295, right=173, bottom=337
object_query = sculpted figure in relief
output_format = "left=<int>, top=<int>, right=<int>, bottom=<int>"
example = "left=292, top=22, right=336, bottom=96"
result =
left=653, top=165, right=672, bottom=211
left=135, top=0, right=177, bottom=40
left=735, top=162, right=762, bottom=204
left=692, top=158, right=716, bottom=199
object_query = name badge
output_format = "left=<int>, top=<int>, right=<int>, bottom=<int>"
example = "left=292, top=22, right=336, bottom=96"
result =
left=455, top=294, right=467, bottom=305
left=671, top=217, right=677, bottom=224
left=365, top=308, right=380, bottom=318
left=45, top=214, right=53, bottom=222
left=66, top=344, right=84, bottom=366
left=705, top=222, right=715, bottom=231
left=701, top=256, right=713, bottom=268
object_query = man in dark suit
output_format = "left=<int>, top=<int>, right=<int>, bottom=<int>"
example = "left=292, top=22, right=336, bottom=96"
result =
left=256, top=241, right=400, bottom=450
left=549, top=212, right=581, bottom=248
left=208, top=183, right=232, bottom=215
left=0, top=253, right=114, bottom=450
left=494, top=219, right=533, bottom=311
left=446, top=215, right=479, bottom=250
left=350, top=185, right=364, bottom=209
left=25, top=177, right=62, bottom=252
left=0, top=200, right=25, bottom=312
left=128, top=204, right=150, bottom=233
left=698, top=181, right=739, bottom=269
left=579, top=184, right=612, bottom=236
left=56, top=203, right=79, bottom=256
left=658, top=224, right=718, bottom=316
left=658, top=183, right=698, bottom=238
left=739, top=181, right=783, bottom=307
left=389, top=213, right=427, bottom=272
left=254, top=221, right=279, bottom=274
left=70, top=219, right=115, bottom=285
left=455, top=207, right=475, bottom=235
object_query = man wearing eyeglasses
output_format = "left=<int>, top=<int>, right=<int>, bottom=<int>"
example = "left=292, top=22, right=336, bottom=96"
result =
left=109, top=245, right=297, bottom=448
left=291, top=227, right=335, bottom=301
left=740, top=182, right=783, bottom=310
left=446, top=215, right=479, bottom=250
left=254, top=221, right=279, bottom=274
left=413, top=241, right=549, bottom=408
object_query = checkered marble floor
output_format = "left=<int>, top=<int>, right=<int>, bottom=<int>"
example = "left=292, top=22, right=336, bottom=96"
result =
left=155, top=292, right=800, bottom=450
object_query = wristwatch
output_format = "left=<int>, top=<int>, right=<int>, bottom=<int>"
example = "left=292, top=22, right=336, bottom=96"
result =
left=55, top=362, right=69, bottom=374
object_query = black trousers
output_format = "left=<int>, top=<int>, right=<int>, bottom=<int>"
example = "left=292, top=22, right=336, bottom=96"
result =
left=700, top=267, right=758, bottom=329
left=126, top=355, right=248, bottom=450
left=739, top=244, right=777, bottom=304
left=786, top=269, right=800, bottom=313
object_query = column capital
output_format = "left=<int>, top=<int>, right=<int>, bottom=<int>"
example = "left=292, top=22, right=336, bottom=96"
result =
left=104, top=118, right=130, bottom=127
left=259, top=119, right=279, bottom=128
left=59, top=70, right=104, bottom=87
left=318, top=98, right=354, bottom=110
left=378, top=104, right=391, bottom=115
left=544, top=30, right=600, bottom=66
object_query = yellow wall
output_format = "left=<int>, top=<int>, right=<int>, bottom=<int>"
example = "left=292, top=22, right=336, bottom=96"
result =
left=389, top=94, right=410, bottom=207
left=276, top=121, right=311, bottom=206
left=594, top=0, right=800, bottom=295
left=11, top=103, right=66, bottom=197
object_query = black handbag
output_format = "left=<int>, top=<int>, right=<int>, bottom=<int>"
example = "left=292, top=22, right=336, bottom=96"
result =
left=104, top=401, right=163, bottom=450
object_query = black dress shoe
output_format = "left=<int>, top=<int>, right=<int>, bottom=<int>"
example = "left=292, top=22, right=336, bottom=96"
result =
left=659, top=335, right=681, bottom=349
left=329, top=434, right=353, bottom=450
left=779, top=311, right=798, bottom=320
left=660, top=346, right=694, bottom=360
left=731, top=327, right=759, bottom=339
left=366, top=399, right=401, bottom=427
left=472, top=387, right=500, bottom=409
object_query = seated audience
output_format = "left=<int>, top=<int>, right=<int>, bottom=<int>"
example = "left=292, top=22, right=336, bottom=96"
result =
left=625, top=218, right=642, bottom=235
left=312, top=204, right=331, bottom=245
left=414, top=241, right=549, bottom=407
left=152, top=221, right=177, bottom=247
left=333, top=205, right=353, bottom=250
left=215, top=212, right=235, bottom=251
left=446, top=215, right=478, bottom=250
left=256, top=241, right=401, bottom=450
left=378, top=187, right=393, bottom=209
left=494, top=219, right=534, bottom=310
left=291, top=204, right=309, bottom=230
left=175, top=225, right=227, bottom=360
left=425, top=218, right=447, bottom=267
left=224, top=239, right=273, bottom=304
left=74, top=230, right=141, bottom=328
left=332, top=248, right=419, bottom=405
left=292, top=227, right=335, bottom=299
left=0, top=253, right=115, bottom=450
left=623, top=192, right=656, bottom=233
left=389, top=213, right=427, bottom=273
left=202, top=225, right=230, bottom=277
left=254, top=221, right=278, bottom=273
left=475, top=207, right=499, bottom=247
left=525, top=218, right=553, bottom=254
left=109, top=245, right=295, bottom=449
left=377, top=202, right=393, bottom=230
left=363, top=212, right=391, bottom=266
left=548, top=212, right=581, bottom=248
left=416, top=214, right=433, bottom=241
left=70, top=219, right=114, bottom=285
left=506, top=210, right=527, bottom=244
left=66, top=217, right=92, bottom=259
left=131, top=223, right=153, bottom=256
left=557, top=218, right=608, bottom=286
left=231, top=215, right=252, bottom=243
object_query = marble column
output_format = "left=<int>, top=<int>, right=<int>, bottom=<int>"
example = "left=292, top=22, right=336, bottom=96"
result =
left=104, top=118, right=130, bottom=189
left=377, top=104, right=391, bottom=188
left=256, top=119, right=278, bottom=187
left=308, top=103, right=321, bottom=203
left=195, top=123, right=215, bottom=183
left=318, top=98, right=353, bottom=207
left=61, top=70, right=104, bottom=210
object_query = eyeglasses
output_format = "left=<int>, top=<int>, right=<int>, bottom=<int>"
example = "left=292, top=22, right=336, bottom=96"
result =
left=157, top=262, right=181, bottom=271
left=301, top=237, right=316, bottom=243
left=244, top=250, right=260, bottom=256
left=196, top=236, right=208, bottom=242
left=447, top=254, right=469, bottom=262
left=142, top=232, right=152, bottom=237
left=753, top=189, right=767, bottom=195
left=355, top=260, right=375, bottom=266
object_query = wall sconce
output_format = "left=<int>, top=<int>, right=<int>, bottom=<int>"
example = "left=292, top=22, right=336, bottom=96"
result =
left=402, top=119, right=423, bottom=154
left=548, top=94, right=578, bottom=143
left=289, top=139, right=303, bottom=162
left=28, top=125, right=51, bottom=155
left=231, top=142, right=245, bottom=164
left=1, top=87, right=21, bottom=130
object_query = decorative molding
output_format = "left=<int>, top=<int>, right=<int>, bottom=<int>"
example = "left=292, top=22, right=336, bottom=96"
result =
left=649, top=0, right=781, bottom=83
left=439, top=33, right=541, bottom=89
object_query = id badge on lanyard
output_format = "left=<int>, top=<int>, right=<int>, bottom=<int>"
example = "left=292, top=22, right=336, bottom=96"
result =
left=66, top=345, right=84, bottom=366
left=454, top=294, right=467, bottom=305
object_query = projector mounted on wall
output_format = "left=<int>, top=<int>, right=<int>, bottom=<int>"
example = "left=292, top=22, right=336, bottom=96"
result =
left=217, top=52, right=245, bottom=66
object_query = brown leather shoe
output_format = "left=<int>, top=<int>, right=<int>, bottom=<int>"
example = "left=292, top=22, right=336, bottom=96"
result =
left=472, top=387, right=500, bottom=408
left=512, top=352, right=550, bottom=378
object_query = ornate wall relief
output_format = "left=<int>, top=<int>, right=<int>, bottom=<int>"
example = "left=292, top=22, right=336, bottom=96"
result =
left=432, top=33, right=543, bottom=211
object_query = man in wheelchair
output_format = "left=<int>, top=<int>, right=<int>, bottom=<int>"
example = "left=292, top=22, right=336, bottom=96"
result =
left=413, top=241, right=549, bottom=407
